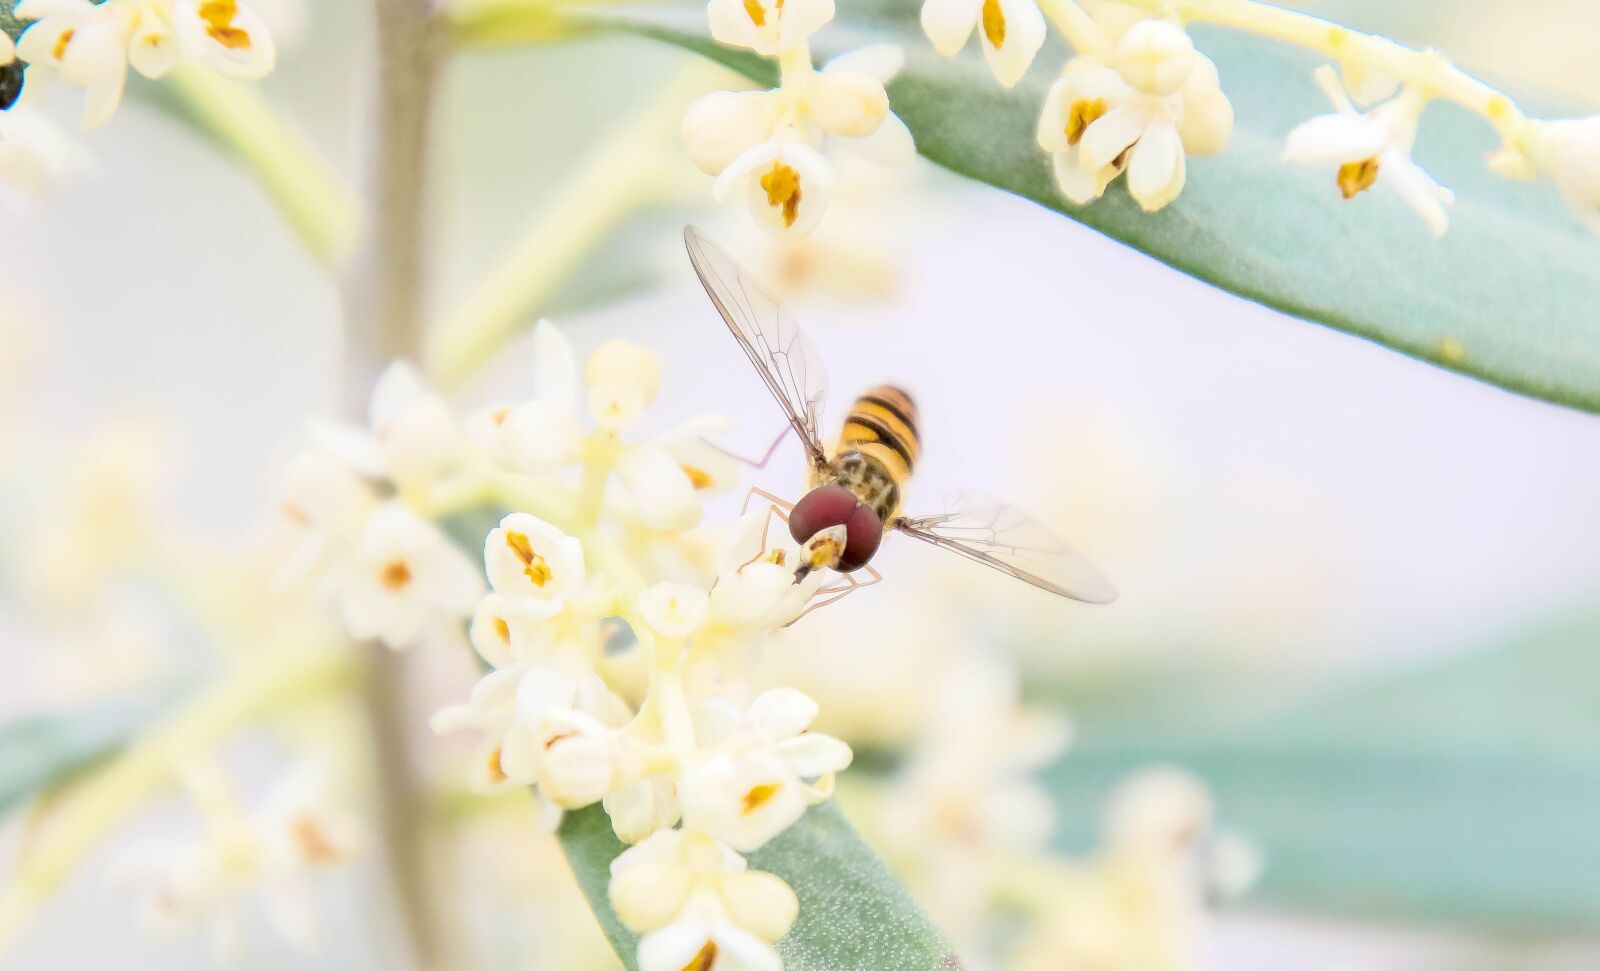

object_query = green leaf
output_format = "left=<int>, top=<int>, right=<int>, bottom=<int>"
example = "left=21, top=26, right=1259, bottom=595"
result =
left=559, top=801, right=958, bottom=970
left=0, top=694, right=172, bottom=815
left=546, top=2, right=1600, bottom=413
left=1044, top=612, right=1600, bottom=932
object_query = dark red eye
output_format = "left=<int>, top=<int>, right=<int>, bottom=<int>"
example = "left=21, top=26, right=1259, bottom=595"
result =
left=788, top=485, right=884, bottom=572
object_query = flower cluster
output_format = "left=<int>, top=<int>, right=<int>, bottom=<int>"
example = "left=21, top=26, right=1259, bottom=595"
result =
left=279, top=321, right=849, bottom=969
left=685, top=0, right=913, bottom=236
left=921, top=0, right=1600, bottom=236
left=13, top=0, right=276, bottom=128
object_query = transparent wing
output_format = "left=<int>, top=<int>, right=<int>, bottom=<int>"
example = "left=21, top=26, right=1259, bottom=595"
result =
left=684, top=225, right=830, bottom=470
left=894, top=492, right=1118, bottom=604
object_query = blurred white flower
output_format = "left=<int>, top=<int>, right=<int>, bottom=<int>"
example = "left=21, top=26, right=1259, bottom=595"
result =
left=639, top=581, right=712, bottom=641
left=0, top=85, right=93, bottom=201
left=920, top=0, right=1045, bottom=88
left=311, top=359, right=468, bottom=489
left=681, top=687, right=851, bottom=852
left=109, top=761, right=360, bottom=959
left=334, top=500, right=483, bottom=650
left=16, top=0, right=275, bottom=129
left=1036, top=20, right=1232, bottom=212
left=276, top=447, right=376, bottom=589
left=1500, top=115, right=1600, bottom=233
left=610, top=828, right=797, bottom=971
left=474, top=321, right=736, bottom=530
left=708, top=0, right=833, bottom=57
left=715, top=131, right=838, bottom=236
left=1283, top=65, right=1452, bottom=237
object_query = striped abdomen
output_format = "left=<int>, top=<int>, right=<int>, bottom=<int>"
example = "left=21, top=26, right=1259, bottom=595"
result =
left=837, top=384, right=920, bottom=487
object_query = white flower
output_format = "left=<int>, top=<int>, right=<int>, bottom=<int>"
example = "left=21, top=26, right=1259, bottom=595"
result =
left=0, top=89, right=94, bottom=200
left=684, top=44, right=912, bottom=236
left=430, top=665, right=539, bottom=791
left=170, top=0, right=275, bottom=78
left=1036, top=21, right=1232, bottom=212
left=18, top=0, right=134, bottom=128
left=108, top=761, right=360, bottom=959
left=639, top=582, right=712, bottom=641
left=276, top=448, right=376, bottom=588
left=467, top=591, right=561, bottom=669
left=605, top=775, right=683, bottom=845
left=1516, top=115, right=1600, bottom=233
left=310, top=360, right=468, bottom=488
left=610, top=829, right=797, bottom=971
left=334, top=500, right=483, bottom=650
left=709, top=508, right=828, bottom=631
left=1283, top=66, right=1453, bottom=237
left=476, top=321, right=735, bottom=530
left=920, top=0, right=1045, bottom=88
left=485, top=511, right=586, bottom=602
left=17, top=0, right=275, bottom=129
left=681, top=688, right=851, bottom=852
left=707, top=0, right=833, bottom=57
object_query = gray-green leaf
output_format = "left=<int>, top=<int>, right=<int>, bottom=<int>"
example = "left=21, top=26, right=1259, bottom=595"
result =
left=554, top=2, right=1600, bottom=413
left=559, top=801, right=957, bottom=970
left=1045, top=611, right=1600, bottom=932
left=0, top=694, right=172, bottom=815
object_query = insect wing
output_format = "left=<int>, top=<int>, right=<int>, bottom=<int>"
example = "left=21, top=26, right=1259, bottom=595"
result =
left=684, top=226, right=830, bottom=470
left=894, top=492, right=1118, bottom=604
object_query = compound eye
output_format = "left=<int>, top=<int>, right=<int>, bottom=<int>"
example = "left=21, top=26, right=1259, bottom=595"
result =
left=788, top=486, right=859, bottom=546
left=788, top=485, right=883, bottom=572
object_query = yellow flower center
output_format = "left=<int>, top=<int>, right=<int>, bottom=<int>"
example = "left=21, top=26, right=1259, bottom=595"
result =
left=199, top=0, right=254, bottom=50
left=741, top=782, right=782, bottom=815
left=681, top=463, right=715, bottom=489
left=1066, top=98, right=1106, bottom=146
left=760, top=162, right=803, bottom=229
left=380, top=559, right=412, bottom=591
left=981, top=0, right=1006, bottom=48
left=486, top=746, right=508, bottom=784
left=505, top=531, right=553, bottom=586
left=681, top=941, right=718, bottom=971
left=494, top=617, right=512, bottom=644
left=1337, top=157, right=1380, bottom=199
left=743, top=0, right=767, bottom=26
left=53, top=28, right=74, bottom=61
left=764, top=548, right=787, bottom=567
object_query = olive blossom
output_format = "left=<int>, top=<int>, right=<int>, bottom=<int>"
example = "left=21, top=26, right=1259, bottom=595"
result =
left=311, top=359, right=469, bottom=490
left=16, top=0, right=276, bottom=128
left=920, top=0, right=1045, bottom=88
left=333, top=500, right=483, bottom=650
left=1283, top=66, right=1453, bottom=237
left=1036, top=19, right=1232, bottom=212
left=473, top=321, right=738, bottom=530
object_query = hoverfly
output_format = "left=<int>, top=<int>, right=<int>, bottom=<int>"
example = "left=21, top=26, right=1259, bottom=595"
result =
left=684, top=226, right=1117, bottom=612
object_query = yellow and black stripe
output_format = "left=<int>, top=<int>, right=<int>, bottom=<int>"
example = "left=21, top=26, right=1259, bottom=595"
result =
left=837, top=384, right=921, bottom=485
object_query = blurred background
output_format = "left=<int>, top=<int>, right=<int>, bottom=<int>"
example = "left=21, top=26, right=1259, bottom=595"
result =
left=1, top=0, right=1597, bottom=968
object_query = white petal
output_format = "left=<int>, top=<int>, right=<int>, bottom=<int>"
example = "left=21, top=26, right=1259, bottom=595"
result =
left=719, top=872, right=799, bottom=943
left=1382, top=151, right=1452, bottom=238
left=1178, top=53, right=1232, bottom=156
left=1077, top=102, right=1149, bottom=172
left=1051, top=145, right=1109, bottom=203
left=637, top=582, right=711, bottom=640
left=308, top=420, right=386, bottom=479
left=527, top=318, right=579, bottom=407
left=746, top=687, right=818, bottom=739
left=729, top=141, right=835, bottom=237
left=172, top=0, right=276, bottom=79
left=978, top=0, right=1045, bottom=89
left=839, top=110, right=915, bottom=165
left=709, top=922, right=785, bottom=971
left=919, top=0, right=979, bottom=58
left=610, top=857, right=694, bottom=932
left=652, top=415, right=740, bottom=494
left=127, top=14, right=180, bottom=78
left=1111, top=18, right=1195, bottom=96
left=777, top=0, right=835, bottom=51
left=773, top=733, right=852, bottom=778
left=586, top=339, right=660, bottom=430
left=683, top=89, right=782, bottom=176
left=637, top=921, right=717, bottom=971
left=805, top=69, right=889, bottom=139
left=490, top=400, right=583, bottom=473
left=1126, top=118, right=1185, bottom=211
left=1282, top=112, right=1386, bottom=167
left=616, top=444, right=702, bottom=531
left=824, top=43, right=904, bottom=84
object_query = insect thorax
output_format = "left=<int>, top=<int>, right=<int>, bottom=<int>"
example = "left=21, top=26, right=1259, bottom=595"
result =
left=824, top=450, right=903, bottom=526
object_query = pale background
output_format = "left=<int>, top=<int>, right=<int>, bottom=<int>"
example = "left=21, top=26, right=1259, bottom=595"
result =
left=1, top=0, right=1597, bottom=968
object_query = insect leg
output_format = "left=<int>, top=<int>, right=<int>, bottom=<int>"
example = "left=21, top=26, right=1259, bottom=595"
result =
left=703, top=425, right=793, bottom=470
left=790, top=563, right=884, bottom=623
left=737, top=487, right=795, bottom=571
left=740, top=486, right=795, bottom=517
